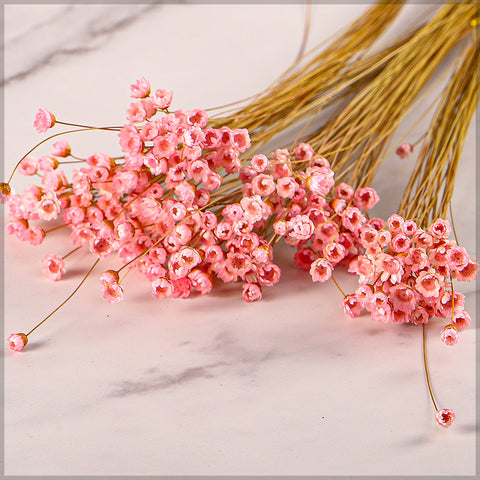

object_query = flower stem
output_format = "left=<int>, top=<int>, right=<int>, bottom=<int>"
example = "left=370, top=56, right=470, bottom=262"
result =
left=26, top=259, right=99, bottom=337
left=422, top=324, right=439, bottom=411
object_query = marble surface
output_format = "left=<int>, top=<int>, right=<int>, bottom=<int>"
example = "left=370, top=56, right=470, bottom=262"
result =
left=3, top=3, right=477, bottom=477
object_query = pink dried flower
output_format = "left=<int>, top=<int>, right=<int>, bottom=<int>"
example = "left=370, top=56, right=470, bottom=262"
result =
left=395, top=142, right=413, bottom=159
left=35, top=191, right=61, bottom=221
left=152, top=278, right=173, bottom=299
left=18, top=156, right=38, bottom=176
left=126, top=101, right=147, bottom=123
left=293, top=142, right=314, bottom=161
left=51, top=140, right=71, bottom=157
left=251, top=174, right=275, bottom=196
left=152, top=89, right=173, bottom=109
left=7, top=333, right=28, bottom=352
left=428, top=218, right=451, bottom=239
left=102, top=283, right=124, bottom=303
left=342, top=294, right=363, bottom=318
left=440, top=325, right=459, bottom=346
left=310, top=258, right=333, bottom=283
left=455, top=261, right=477, bottom=282
left=242, top=282, right=263, bottom=302
left=435, top=408, right=456, bottom=428
left=353, top=187, right=380, bottom=210
left=288, top=214, right=315, bottom=241
left=34, top=108, right=56, bottom=133
left=251, top=154, right=269, bottom=172
left=452, top=310, right=471, bottom=331
left=130, top=77, right=151, bottom=98
left=415, top=270, right=442, bottom=298
left=189, top=270, right=213, bottom=295
left=41, top=254, right=66, bottom=281
left=257, top=262, right=281, bottom=286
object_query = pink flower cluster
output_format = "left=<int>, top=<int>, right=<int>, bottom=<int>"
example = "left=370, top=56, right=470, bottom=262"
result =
left=7, top=79, right=285, bottom=303
left=344, top=215, right=476, bottom=344
left=241, top=144, right=380, bottom=284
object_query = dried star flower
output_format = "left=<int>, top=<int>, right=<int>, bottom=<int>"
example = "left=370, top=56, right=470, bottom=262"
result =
left=395, top=142, right=413, bottom=159
left=435, top=408, right=456, bottom=428
left=7, top=333, right=28, bottom=352
left=41, top=254, right=66, bottom=281
left=33, top=108, right=56, bottom=133
left=440, top=325, right=459, bottom=346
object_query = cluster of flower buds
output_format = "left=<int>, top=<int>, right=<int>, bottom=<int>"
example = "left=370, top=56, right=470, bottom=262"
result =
left=343, top=215, right=476, bottom=345
left=6, top=78, right=286, bottom=304
left=237, top=144, right=381, bottom=283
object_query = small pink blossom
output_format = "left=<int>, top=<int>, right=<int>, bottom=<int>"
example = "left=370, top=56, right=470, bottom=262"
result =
left=257, top=262, right=281, bottom=286
left=89, top=237, right=114, bottom=258
left=242, top=282, right=263, bottom=302
left=189, top=270, right=213, bottom=295
left=35, top=191, right=61, bottom=221
left=38, top=156, right=59, bottom=173
left=454, top=261, right=477, bottom=282
left=452, top=310, right=471, bottom=331
left=251, top=174, right=275, bottom=196
left=402, top=219, right=418, bottom=236
left=24, top=226, right=45, bottom=245
left=342, top=207, right=366, bottom=232
left=334, top=182, right=354, bottom=201
left=102, top=283, right=124, bottom=303
left=34, top=108, right=56, bottom=133
left=435, top=408, right=455, bottom=428
left=446, top=246, right=469, bottom=271
left=415, top=270, right=442, bottom=298
left=440, top=325, right=459, bottom=346
left=310, top=258, right=333, bottom=282
left=152, top=278, right=173, bottom=299
left=171, top=277, right=192, bottom=298
left=41, top=253, right=66, bottom=281
left=387, top=214, right=404, bottom=233
left=126, top=101, right=147, bottom=123
left=395, top=142, right=413, bottom=159
left=152, top=89, right=173, bottom=109
left=251, top=154, right=269, bottom=172
left=391, top=234, right=411, bottom=253
left=51, top=140, right=71, bottom=157
left=342, top=294, right=363, bottom=318
left=288, top=215, right=315, bottom=241
left=18, top=156, right=38, bottom=176
left=428, top=218, right=451, bottom=239
left=7, top=333, right=28, bottom=352
left=353, top=187, right=380, bottom=210
left=293, top=142, right=314, bottom=161
left=306, top=168, right=334, bottom=196
left=276, top=176, right=297, bottom=199
left=130, top=77, right=151, bottom=98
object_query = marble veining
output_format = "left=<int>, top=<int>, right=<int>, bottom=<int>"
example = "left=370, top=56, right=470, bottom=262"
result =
left=4, top=4, right=162, bottom=86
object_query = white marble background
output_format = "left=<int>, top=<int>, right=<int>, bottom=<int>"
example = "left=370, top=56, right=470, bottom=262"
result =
left=3, top=3, right=477, bottom=477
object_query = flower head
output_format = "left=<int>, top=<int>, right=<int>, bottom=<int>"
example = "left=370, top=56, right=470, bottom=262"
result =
left=440, top=324, right=459, bottom=346
left=7, top=333, right=28, bottom=352
left=41, top=254, right=66, bottom=281
left=34, top=109, right=56, bottom=133
left=435, top=408, right=456, bottom=428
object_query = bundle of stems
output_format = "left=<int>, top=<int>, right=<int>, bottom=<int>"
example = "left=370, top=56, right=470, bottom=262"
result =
left=399, top=35, right=479, bottom=226
left=210, top=1, right=406, bottom=149
left=303, top=1, right=479, bottom=187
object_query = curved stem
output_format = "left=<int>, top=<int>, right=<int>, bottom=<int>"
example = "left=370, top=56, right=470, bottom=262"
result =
left=422, top=324, right=439, bottom=411
left=26, top=259, right=99, bottom=337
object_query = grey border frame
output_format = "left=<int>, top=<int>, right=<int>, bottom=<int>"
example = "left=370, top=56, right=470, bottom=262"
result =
left=0, top=1, right=478, bottom=479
